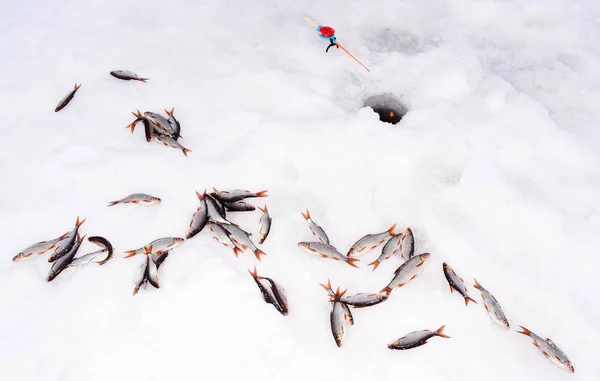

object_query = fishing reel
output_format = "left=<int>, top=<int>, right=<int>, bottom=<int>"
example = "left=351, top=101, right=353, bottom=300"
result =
left=318, top=26, right=338, bottom=52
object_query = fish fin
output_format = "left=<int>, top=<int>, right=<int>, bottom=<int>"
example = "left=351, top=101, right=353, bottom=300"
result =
left=449, top=285, right=454, bottom=293
left=256, top=190, right=268, bottom=197
left=76, top=216, right=86, bottom=227
left=338, top=288, right=347, bottom=298
left=436, top=325, right=451, bottom=338
left=301, top=209, right=310, bottom=220
left=107, top=201, right=118, bottom=206
left=233, top=247, right=243, bottom=257
left=484, top=304, right=489, bottom=311
left=465, top=297, right=477, bottom=306
left=319, top=279, right=332, bottom=292
left=123, top=250, right=136, bottom=258
left=388, top=223, right=397, bottom=235
left=542, top=351, right=550, bottom=358
left=247, top=266, right=261, bottom=279
left=254, top=249, right=266, bottom=261
left=182, top=148, right=191, bottom=157
left=140, top=78, right=149, bottom=83
left=144, top=245, right=153, bottom=255
left=165, top=108, right=174, bottom=115
left=131, top=200, right=139, bottom=204
left=517, top=326, right=531, bottom=336
left=258, top=205, right=268, bottom=213
left=346, top=257, right=360, bottom=268
left=368, top=259, right=380, bottom=271
left=473, top=278, right=481, bottom=289
left=380, top=287, right=392, bottom=296
left=59, top=231, right=70, bottom=239
left=460, top=277, right=465, bottom=282
left=74, top=83, right=81, bottom=90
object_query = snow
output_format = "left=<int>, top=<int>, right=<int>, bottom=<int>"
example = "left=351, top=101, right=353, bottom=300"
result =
left=1, top=0, right=600, bottom=380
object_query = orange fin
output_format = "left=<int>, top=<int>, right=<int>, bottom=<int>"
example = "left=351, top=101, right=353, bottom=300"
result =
left=165, top=108, right=174, bottom=115
left=107, top=201, right=118, bottom=206
left=74, top=83, right=81, bottom=90
left=346, top=257, right=360, bottom=268
left=368, top=259, right=380, bottom=271
left=258, top=205, right=268, bottom=213
left=319, top=279, right=332, bottom=292
left=517, top=326, right=531, bottom=336
left=123, top=250, right=136, bottom=258
left=182, top=148, right=192, bottom=157
left=301, top=209, right=310, bottom=220
left=144, top=245, right=153, bottom=255
left=140, top=78, right=149, bottom=83
left=465, top=297, right=477, bottom=306
left=196, top=191, right=205, bottom=200
left=436, top=325, right=451, bottom=339
left=256, top=190, right=268, bottom=197
left=247, top=266, right=261, bottom=279
left=233, top=247, right=242, bottom=257
left=473, top=278, right=481, bottom=289
left=388, top=223, right=397, bottom=235
left=380, top=286, right=392, bottom=296
left=75, top=216, right=86, bottom=227
left=254, top=249, right=266, bottom=261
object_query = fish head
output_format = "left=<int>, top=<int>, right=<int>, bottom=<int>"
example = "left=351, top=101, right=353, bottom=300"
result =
left=566, top=362, right=575, bottom=373
left=297, top=242, right=309, bottom=249
left=174, top=238, right=185, bottom=244
left=421, top=253, right=431, bottom=259
left=12, top=253, right=25, bottom=262
left=150, top=197, right=161, bottom=204
left=442, top=262, right=449, bottom=269
left=404, top=227, right=413, bottom=236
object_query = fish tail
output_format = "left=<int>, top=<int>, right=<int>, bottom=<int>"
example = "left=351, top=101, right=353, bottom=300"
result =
left=107, top=201, right=118, bottom=206
left=254, top=249, right=267, bottom=261
left=388, top=223, right=398, bottom=235
left=319, top=279, right=332, bottom=292
left=380, top=286, right=392, bottom=296
left=346, top=257, right=360, bottom=268
left=74, top=83, right=81, bottom=90
left=517, top=326, right=531, bottom=336
left=301, top=209, right=310, bottom=220
left=182, top=148, right=192, bottom=157
left=473, top=278, right=481, bottom=289
left=140, top=78, right=149, bottom=83
left=256, top=190, right=268, bottom=197
left=247, top=266, right=261, bottom=279
left=123, top=250, right=136, bottom=258
left=233, top=246, right=243, bottom=257
left=165, top=108, right=174, bottom=115
left=436, top=325, right=451, bottom=338
left=132, top=109, right=142, bottom=118
left=465, top=296, right=478, bottom=306
left=258, top=205, right=268, bottom=213
left=367, top=259, right=380, bottom=271
left=144, top=245, right=153, bottom=255
left=76, top=216, right=86, bottom=227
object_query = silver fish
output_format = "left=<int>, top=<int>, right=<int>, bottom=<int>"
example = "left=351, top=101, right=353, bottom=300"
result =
left=133, top=250, right=169, bottom=295
left=388, top=326, right=450, bottom=350
left=208, top=222, right=242, bottom=257
left=187, top=191, right=209, bottom=239
left=67, top=249, right=108, bottom=269
left=517, top=326, right=574, bottom=373
left=47, top=234, right=85, bottom=282
left=206, top=194, right=230, bottom=224
left=223, top=200, right=256, bottom=212
left=146, top=247, right=160, bottom=288
left=330, top=291, right=349, bottom=347
left=443, top=262, right=477, bottom=306
left=298, top=242, right=359, bottom=268
left=473, top=279, right=509, bottom=328
left=55, top=83, right=81, bottom=112
left=257, top=205, right=272, bottom=244
left=248, top=267, right=288, bottom=316
left=110, top=70, right=148, bottom=82
left=126, top=113, right=154, bottom=142
left=124, top=237, right=184, bottom=258
left=300, top=209, right=329, bottom=244
left=144, top=112, right=176, bottom=137
left=13, top=232, right=68, bottom=262
left=319, top=281, right=353, bottom=324
left=154, top=134, right=191, bottom=156
left=400, top=228, right=415, bottom=260
left=347, top=224, right=397, bottom=257
left=107, top=193, right=161, bottom=206
left=221, top=223, right=266, bottom=260
left=211, top=188, right=268, bottom=203
left=381, top=253, right=430, bottom=296
left=48, top=217, right=86, bottom=262
left=368, top=233, right=402, bottom=270
left=88, top=236, right=113, bottom=265
left=320, top=280, right=387, bottom=308
left=164, top=108, right=181, bottom=140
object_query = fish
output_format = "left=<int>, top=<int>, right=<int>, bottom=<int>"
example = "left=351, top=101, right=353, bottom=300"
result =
left=297, top=242, right=359, bottom=268
left=399, top=228, right=415, bottom=260
left=388, top=326, right=450, bottom=350
left=154, top=134, right=191, bottom=156
left=248, top=266, right=288, bottom=315
left=368, top=233, right=402, bottom=270
left=380, top=253, right=430, bottom=296
left=211, top=188, right=268, bottom=203
left=67, top=249, right=108, bottom=269
left=55, top=83, right=81, bottom=112
left=330, top=289, right=349, bottom=347
left=257, top=205, right=272, bottom=244
left=88, top=236, right=113, bottom=265
left=320, top=280, right=386, bottom=309
left=144, top=111, right=176, bottom=137
left=124, top=237, right=184, bottom=258
left=206, top=194, right=230, bottom=224
left=473, top=279, right=509, bottom=328
left=164, top=108, right=181, bottom=140
left=133, top=249, right=169, bottom=295
left=221, top=223, right=266, bottom=260
left=301, top=209, right=329, bottom=244
left=347, top=224, right=397, bottom=257
left=47, top=234, right=85, bottom=282
left=208, top=222, right=242, bottom=257
left=145, top=246, right=160, bottom=288
left=48, top=217, right=86, bottom=262
left=13, top=232, right=68, bottom=262
left=107, top=193, right=161, bottom=206
left=110, top=70, right=148, bottom=82
left=187, top=191, right=209, bottom=239
left=320, top=281, right=354, bottom=324
left=517, top=326, right=574, bottom=373
left=443, top=262, right=477, bottom=306
left=223, top=200, right=256, bottom=212
left=126, top=111, right=154, bottom=142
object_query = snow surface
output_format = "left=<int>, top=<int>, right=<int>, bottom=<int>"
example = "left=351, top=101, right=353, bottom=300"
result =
left=1, top=0, right=600, bottom=380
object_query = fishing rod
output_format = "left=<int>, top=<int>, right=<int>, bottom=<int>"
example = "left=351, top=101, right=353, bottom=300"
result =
left=302, top=14, right=370, bottom=72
